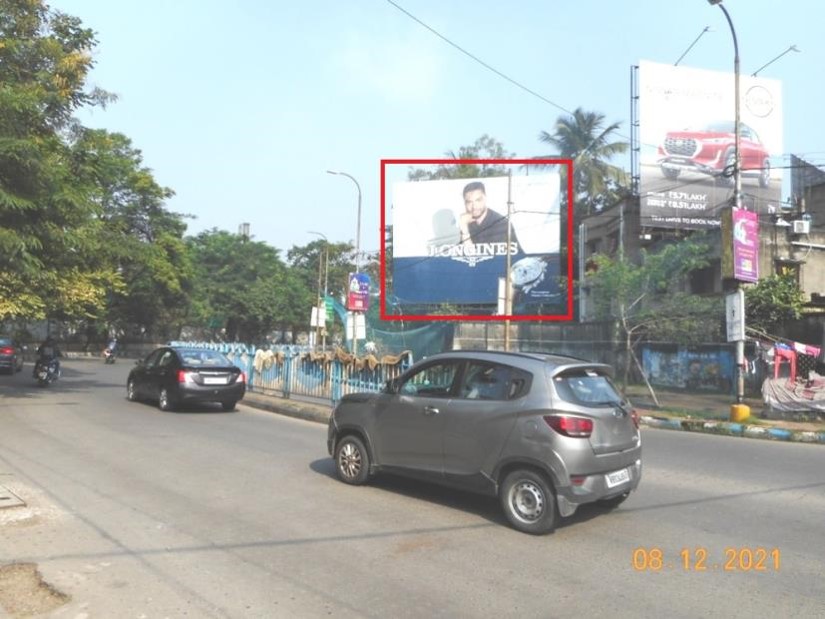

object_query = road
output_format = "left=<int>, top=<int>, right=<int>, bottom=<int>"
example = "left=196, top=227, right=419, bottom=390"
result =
left=1, top=359, right=823, bottom=618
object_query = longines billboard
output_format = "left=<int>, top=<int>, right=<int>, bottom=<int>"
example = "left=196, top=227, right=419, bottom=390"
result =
left=392, top=173, right=561, bottom=307
left=638, top=60, right=783, bottom=229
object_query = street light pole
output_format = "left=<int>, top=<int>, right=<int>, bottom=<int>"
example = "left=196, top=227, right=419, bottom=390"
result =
left=327, top=170, right=362, bottom=355
left=326, top=170, right=362, bottom=272
left=709, top=0, right=748, bottom=417
left=309, top=231, right=329, bottom=351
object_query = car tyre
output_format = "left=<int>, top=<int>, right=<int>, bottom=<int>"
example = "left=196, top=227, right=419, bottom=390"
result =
left=334, top=435, right=370, bottom=485
left=722, top=149, right=736, bottom=186
left=759, top=158, right=771, bottom=188
left=221, top=401, right=237, bottom=412
left=599, top=491, right=630, bottom=510
left=500, top=469, right=558, bottom=535
left=158, top=387, right=175, bottom=412
left=661, top=166, right=680, bottom=180
left=127, top=380, right=138, bottom=402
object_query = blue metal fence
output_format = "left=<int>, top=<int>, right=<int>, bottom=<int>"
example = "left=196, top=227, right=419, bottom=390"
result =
left=168, top=342, right=413, bottom=405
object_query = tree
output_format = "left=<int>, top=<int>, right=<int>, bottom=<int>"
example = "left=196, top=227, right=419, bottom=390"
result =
left=745, top=273, right=805, bottom=336
left=536, top=108, right=629, bottom=218
left=188, top=230, right=306, bottom=343
left=407, top=134, right=515, bottom=181
left=586, top=235, right=724, bottom=398
left=0, top=1, right=119, bottom=324
left=68, top=128, right=193, bottom=340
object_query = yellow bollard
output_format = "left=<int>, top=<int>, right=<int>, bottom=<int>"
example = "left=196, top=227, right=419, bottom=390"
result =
left=730, top=403, right=750, bottom=422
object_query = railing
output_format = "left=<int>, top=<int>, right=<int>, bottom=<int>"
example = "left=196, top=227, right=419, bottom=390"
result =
left=168, top=342, right=413, bottom=405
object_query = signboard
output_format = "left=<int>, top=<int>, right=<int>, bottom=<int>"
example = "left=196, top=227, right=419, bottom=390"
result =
left=638, top=60, right=783, bottom=229
left=721, top=207, right=759, bottom=283
left=392, top=174, right=561, bottom=306
left=726, top=289, right=745, bottom=343
left=347, top=272, right=370, bottom=311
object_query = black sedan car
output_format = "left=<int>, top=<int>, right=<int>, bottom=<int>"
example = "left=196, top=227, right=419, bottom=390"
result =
left=0, top=337, right=24, bottom=374
left=127, top=346, right=245, bottom=411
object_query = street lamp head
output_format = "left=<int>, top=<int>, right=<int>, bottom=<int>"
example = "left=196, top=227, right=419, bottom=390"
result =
left=326, top=170, right=340, bottom=176
left=790, top=44, right=800, bottom=53
left=707, top=0, right=723, bottom=5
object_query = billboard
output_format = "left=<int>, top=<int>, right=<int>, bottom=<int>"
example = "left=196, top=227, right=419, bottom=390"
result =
left=638, top=60, right=783, bottom=229
left=391, top=173, right=561, bottom=309
left=347, top=272, right=370, bottom=311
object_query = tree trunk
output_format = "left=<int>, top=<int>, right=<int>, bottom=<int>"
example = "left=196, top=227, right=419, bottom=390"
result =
left=630, top=344, right=660, bottom=408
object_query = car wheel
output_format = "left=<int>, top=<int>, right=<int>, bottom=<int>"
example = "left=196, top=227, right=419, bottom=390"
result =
left=127, top=380, right=138, bottom=402
left=158, top=388, right=175, bottom=412
left=334, top=435, right=370, bottom=485
left=661, top=166, right=679, bottom=180
left=599, top=491, right=630, bottom=510
left=500, top=469, right=558, bottom=535
left=759, top=158, right=770, bottom=188
left=722, top=149, right=736, bottom=186
left=221, top=401, right=237, bottom=412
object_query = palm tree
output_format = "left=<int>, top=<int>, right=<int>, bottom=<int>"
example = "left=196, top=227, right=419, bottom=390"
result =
left=537, top=108, right=629, bottom=217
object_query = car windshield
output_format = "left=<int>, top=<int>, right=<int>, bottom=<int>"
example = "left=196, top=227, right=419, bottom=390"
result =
left=553, top=369, right=624, bottom=407
left=0, top=338, right=12, bottom=346
left=179, top=350, right=233, bottom=367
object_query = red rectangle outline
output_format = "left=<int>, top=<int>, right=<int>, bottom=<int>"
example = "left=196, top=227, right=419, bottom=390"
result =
left=379, top=158, right=574, bottom=322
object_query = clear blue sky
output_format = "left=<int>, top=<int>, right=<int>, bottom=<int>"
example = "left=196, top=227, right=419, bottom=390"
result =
left=53, top=0, right=824, bottom=256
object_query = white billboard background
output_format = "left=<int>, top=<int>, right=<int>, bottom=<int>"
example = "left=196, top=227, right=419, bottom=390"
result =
left=392, top=173, right=560, bottom=258
left=638, top=60, right=784, bottom=228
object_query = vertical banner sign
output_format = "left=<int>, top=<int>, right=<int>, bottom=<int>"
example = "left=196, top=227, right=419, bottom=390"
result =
left=726, top=289, right=745, bottom=343
left=732, top=208, right=759, bottom=283
left=347, top=272, right=370, bottom=311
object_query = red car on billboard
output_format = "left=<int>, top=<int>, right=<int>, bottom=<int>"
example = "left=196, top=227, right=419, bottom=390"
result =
left=657, top=121, right=771, bottom=188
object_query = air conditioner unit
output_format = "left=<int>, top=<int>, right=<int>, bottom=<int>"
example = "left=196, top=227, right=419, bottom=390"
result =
left=792, top=220, right=810, bottom=234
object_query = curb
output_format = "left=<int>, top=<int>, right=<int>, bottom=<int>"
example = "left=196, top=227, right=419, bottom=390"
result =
left=237, top=392, right=825, bottom=446
left=640, top=415, right=825, bottom=445
left=240, top=391, right=331, bottom=425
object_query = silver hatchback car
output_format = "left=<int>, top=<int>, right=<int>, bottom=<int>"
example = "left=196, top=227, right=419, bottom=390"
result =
left=327, top=350, right=641, bottom=535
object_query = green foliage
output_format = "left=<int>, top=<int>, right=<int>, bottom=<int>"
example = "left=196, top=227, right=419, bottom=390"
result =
left=407, top=134, right=515, bottom=181
left=745, top=274, right=805, bottom=335
left=536, top=107, right=629, bottom=218
left=587, top=235, right=724, bottom=345
left=188, top=230, right=307, bottom=343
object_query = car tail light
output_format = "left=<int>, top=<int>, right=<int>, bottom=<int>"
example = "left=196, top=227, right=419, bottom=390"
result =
left=0, top=347, right=12, bottom=355
left=177, top=370, right=195, bottom=384
left=543, top=415, right=594, bottom=438
left=237, top=371, right=246, bottom=384
left=569, top=475, right=587, bottom=486
left=631, top=409, right=640, bottom=429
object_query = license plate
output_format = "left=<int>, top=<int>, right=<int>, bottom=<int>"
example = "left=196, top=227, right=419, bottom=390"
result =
left=605, top=468, right=630, bottom=488
left=203, top=377, right=227, bottom=385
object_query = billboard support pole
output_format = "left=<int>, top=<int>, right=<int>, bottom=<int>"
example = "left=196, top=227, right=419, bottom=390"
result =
left=504, top=171, right=513, bottom=351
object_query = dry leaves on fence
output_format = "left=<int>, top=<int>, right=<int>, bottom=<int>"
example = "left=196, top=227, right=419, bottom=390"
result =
left=253, top=349, right=286, bottom=372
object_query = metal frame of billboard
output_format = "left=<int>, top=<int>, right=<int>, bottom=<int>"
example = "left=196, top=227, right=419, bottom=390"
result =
left=379, top=159, right=574, bottom=322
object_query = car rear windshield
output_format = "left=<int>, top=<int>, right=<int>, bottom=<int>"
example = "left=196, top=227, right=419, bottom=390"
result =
left=179, top=350, right=233, bottom=367
left=0, top=338, right=11, bottom=346
left=552, top=368, right=624, bottom=407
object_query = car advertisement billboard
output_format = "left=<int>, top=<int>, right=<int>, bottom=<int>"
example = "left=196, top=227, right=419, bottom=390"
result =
left=638, top=60, right=783, bottom=229
left=391, top=173, right=561, bottom=308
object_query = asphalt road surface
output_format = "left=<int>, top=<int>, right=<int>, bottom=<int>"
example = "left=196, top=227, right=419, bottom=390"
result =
left=1, top=359, right=823, bottom=618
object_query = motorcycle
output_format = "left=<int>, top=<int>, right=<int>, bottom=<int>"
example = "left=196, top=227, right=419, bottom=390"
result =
left=34, top=358, right=60, bottom=387
left=103, top=348, right=116, bottom=364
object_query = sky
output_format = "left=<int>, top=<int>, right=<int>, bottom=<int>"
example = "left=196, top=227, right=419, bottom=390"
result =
left=51, top=0, right=825, bottom=258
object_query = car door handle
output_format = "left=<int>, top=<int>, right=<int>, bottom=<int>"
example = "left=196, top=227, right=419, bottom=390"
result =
left=423, top=406, right=440, bottom=416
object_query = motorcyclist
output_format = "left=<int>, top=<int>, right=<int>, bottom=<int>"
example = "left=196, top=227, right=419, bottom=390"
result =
left=33, top=336, right=62, bottom=378
left=104, top=337, right=118, bottom=360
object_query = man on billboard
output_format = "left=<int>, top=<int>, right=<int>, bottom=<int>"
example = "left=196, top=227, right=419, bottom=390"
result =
left=458, top=181, right=521, bottom=251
